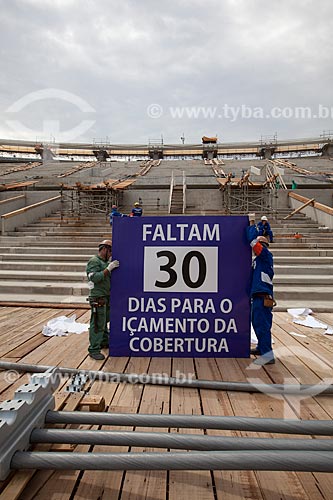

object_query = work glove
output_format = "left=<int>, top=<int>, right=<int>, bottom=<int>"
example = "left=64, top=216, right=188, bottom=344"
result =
left=107, top=260, right=120, bottom=272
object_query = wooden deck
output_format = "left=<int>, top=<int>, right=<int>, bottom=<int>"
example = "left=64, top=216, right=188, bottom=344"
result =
left=0, top=306, right=332, bottom=499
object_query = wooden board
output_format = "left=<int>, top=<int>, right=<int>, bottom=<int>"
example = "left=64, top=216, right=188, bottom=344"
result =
left=0, top=308, right=332, bottom=499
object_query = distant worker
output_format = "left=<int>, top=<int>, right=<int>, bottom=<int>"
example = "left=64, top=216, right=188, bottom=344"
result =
left=131, top=201, right=143, bottom=217
left=291, top=179, right=298, bottom=190
left=86, top=240, right=120, bottom=360
left=109, top=205, right=127, bottom=226
left=247, top=214, right=275, bottom=365
left=257, top=215, right=274, bottom=243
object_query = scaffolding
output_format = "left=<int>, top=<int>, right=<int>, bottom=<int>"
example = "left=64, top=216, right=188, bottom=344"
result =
left=218, top=163, right=288, bottom=215
left=60, top=184, right=123, bottom=219
left=221, top=184, right=273, bottom=214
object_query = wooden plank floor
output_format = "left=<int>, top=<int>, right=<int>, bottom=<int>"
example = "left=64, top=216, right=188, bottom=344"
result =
left=0, top=306, right=332, bottom=499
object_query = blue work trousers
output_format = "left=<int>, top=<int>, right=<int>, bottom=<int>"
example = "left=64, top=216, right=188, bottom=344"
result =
left=251, top=296, right=273, bottom=357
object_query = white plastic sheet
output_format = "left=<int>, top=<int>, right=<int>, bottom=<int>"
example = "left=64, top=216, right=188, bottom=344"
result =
left=287, top=308, right=313, bottom=317
left=293, top=316, right=328, bottom=329
left=288, top=309, right=333, bottom=336
left=250, top=324, right=258, bottom=344
left=42, top=315, right=89, bottom=337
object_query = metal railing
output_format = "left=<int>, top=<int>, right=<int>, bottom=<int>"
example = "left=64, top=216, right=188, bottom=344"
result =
left=182, top=170, right=186, bottom=214
left=168, top=170, right=175, bottom=214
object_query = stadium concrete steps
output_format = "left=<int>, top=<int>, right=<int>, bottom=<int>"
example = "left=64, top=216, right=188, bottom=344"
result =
left=274, top=298, right=333, bottom=313
left=271, top=248, right=333, bottom=256
left=0, top=212, right=105, bottom=303
left=170, top=187, right=184, bottom=214
left=0, top=253, right=90, bottom=262
left=0, top=269, right=85, bottom=281
left=274, top=256, right=333, bottom=264
left=271, top=215, right=333, bottom=309
left=274, top=274, right=333, bottom=285
left=7, top=229, right=111, bottom=236
left=0, top=246, right=94, bottom=254
left=274, top=264, right=333, bottom=275
left=0, top=280, right=87, bottom=296
left=0, top=210, right=332, bottom=310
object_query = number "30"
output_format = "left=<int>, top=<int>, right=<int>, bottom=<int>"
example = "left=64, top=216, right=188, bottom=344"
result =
left=155, top=250, right=207, bottom=289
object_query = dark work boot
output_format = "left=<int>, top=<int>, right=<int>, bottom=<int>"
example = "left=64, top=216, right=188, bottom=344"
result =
left=89, top=352, right=105, bottom=360
left=250, top=348, right=260, bottom=355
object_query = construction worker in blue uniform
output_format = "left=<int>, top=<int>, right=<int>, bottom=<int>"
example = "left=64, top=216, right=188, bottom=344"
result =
left=257, top=215, right=274, bottom=243
left=109, top=205, right=127, bottom=226
left=131, top=201, right=143, bottom=217
left=247, top=214, right=275, bottom=365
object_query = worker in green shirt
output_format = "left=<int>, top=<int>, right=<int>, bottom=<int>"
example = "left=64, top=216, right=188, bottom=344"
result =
left=86, top=239, right=119, bottom=360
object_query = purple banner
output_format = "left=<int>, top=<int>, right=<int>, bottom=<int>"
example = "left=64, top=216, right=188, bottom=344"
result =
left=110, top=216, right=251, bottom=357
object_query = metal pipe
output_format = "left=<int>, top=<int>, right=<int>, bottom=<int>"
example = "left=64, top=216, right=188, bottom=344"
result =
left=11, top=450, right=333, bottom=472
left=46, top=411, right=333, bottom=436
left=1, top=360, right=332, bottom=395
left=30, top=429, right=333, bottom=451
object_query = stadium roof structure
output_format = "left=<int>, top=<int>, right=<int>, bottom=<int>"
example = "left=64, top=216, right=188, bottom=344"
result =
left=1, top=135, right=333, bottom=160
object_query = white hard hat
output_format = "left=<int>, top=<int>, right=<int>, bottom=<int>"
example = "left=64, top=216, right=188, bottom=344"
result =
left=257, top=236, right=269, bottom=246
left=261, top=215, right=268, bottom=221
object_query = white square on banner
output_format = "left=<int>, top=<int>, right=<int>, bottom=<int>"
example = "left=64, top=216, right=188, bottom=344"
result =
left=144, top=246, right=218, bottom=293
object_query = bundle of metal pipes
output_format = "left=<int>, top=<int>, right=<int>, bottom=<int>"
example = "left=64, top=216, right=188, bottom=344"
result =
left=8, top=411, right=333, bottom=473
left=1, top=363, right=333, bottom=478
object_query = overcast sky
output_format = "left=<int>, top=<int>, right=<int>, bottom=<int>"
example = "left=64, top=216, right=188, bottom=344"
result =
left=0, top=0, right=332, bottom=145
